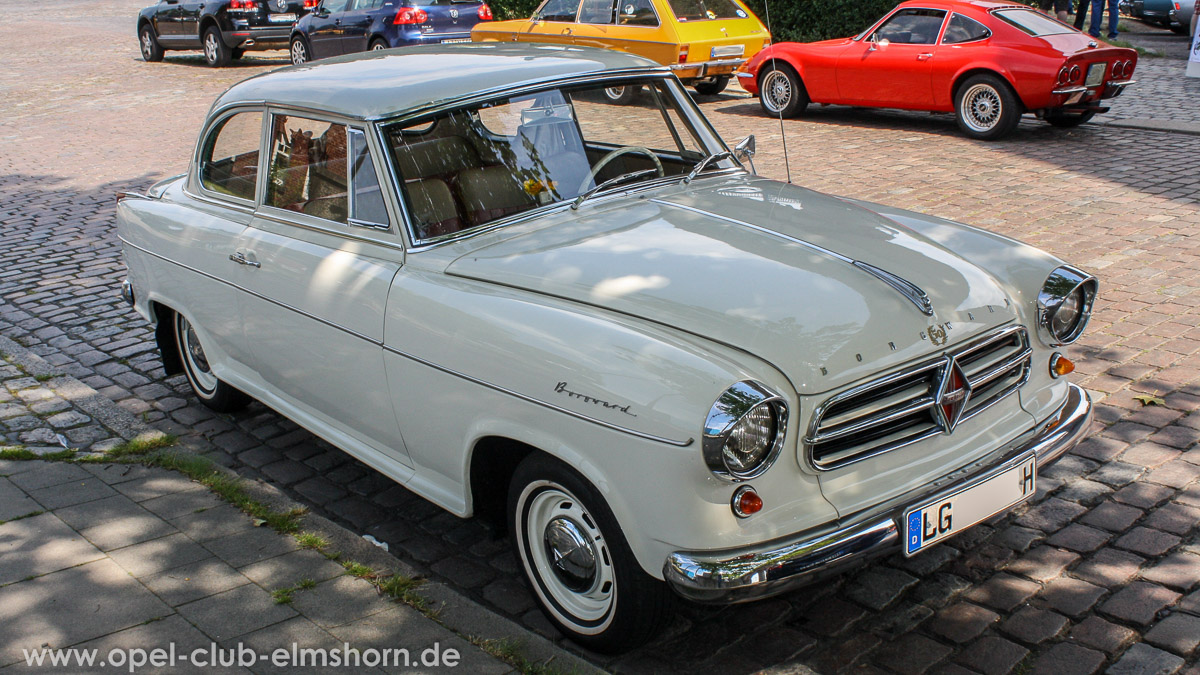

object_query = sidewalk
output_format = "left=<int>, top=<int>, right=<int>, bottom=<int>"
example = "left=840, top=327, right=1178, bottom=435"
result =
left=1097, top=21, right=1200, bottom=135
left=0, top=339, right=592, bottom=673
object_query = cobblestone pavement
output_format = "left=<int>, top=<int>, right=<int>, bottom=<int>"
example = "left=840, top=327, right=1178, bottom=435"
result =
left=2, top=1, right=1200, bottom=673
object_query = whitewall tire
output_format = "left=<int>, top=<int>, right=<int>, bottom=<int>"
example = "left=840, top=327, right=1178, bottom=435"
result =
left=173, top=312, right=249, bottom=412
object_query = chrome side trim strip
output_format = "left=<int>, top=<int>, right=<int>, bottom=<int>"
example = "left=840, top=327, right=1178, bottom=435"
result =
left=119, top=238, right=691, bottom=448
left=649, top=199, right=933, bottom=315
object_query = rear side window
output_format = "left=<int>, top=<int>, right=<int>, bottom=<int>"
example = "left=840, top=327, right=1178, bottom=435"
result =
left=266, top=115, right=351, bottom=223
left=942, top=13, right=990, bottom=43
left=618, top=0, right=658, bottom=25
left=201, top=111, right=262, bottom=202
left=536, top=0, right=580, bottom=22
left=993, top=8, right=1074, bottom=35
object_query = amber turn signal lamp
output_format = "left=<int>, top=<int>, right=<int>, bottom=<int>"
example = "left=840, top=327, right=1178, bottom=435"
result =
left=1050, top=353, right=1074, bottom=378
left=732, top=486, right=763, bottom=518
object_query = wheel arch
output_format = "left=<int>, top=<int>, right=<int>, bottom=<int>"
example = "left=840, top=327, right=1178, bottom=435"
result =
left=756, top=55, right=806, bottom=88
left=199, top=15, right=221, bottom=39
left=467, top=435, right=538, bottom=530
left=149, top=301, right=184, bottom=376
left=950, top=66, right=1021, bottom=107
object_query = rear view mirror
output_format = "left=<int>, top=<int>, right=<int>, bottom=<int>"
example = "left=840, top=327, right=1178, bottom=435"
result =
left=734, top=135, right=756, bottom=174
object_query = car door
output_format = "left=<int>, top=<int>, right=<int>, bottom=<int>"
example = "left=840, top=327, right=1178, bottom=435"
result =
left=179, top=0, right=205, bottom=42
left=338, top=0, right=380, bottom=54
left=308, top=0, right=353, bottom=57
left=520, top=0, right=581, bottom=43
left=152, top=0, right=182, bottom=38
left=238, top=112, right=411, bottom=463
left=836, top=7, right=947, bottom=108
left=931, top=12, right=992, bottom=108
left=571, top=0, right=674, bottom=64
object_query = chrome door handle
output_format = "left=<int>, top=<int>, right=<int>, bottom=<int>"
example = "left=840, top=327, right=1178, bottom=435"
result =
left=917, top=53, right=933, bottom=61
left=229, top=252, right=260, bottom=268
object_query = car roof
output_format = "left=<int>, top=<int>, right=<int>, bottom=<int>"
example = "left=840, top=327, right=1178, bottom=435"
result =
left=212, top=43, right=664, bottom=121
left=897, top=0, right=1030, bottom=10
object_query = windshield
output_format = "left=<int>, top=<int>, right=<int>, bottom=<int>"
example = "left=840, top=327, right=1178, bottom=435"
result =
left=666, top=0, right=751, bottom=21
left=383, top=78, right=732, bottom=243
left=992, top=8, right=1075, bottom=36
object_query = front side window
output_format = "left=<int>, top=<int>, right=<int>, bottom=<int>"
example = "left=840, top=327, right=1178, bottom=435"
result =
left=200, top=110, right=262, bottom=202
left=348, top=129, right=390, bottom=228
left=874, top=9, right=948, bottom=44
left=266, top=115, right=351, bottom=223
left=321, top=0, right=351, bottom=12
left=666, top=0, right=750, bottom=21
left=578, top=0, right=615, bottom=23
left=942, top=13, right=991, bottom=44
left=536, top=0, right=580, bottom=22
left=383, top=79, right=726, bottom=243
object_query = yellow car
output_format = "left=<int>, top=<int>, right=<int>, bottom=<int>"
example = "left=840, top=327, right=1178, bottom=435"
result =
left=472, top=0, right=770, bottom=102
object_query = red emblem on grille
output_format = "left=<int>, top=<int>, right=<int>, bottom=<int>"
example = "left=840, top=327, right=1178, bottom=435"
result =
left=936, top=359, right=971, bottom=433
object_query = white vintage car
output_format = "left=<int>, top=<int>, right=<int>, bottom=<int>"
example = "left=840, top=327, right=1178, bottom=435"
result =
left=118, top=43, right=1096, bottom=651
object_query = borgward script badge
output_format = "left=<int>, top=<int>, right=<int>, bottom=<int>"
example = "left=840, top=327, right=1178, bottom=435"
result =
left=935, top=359, right=972, bottom=433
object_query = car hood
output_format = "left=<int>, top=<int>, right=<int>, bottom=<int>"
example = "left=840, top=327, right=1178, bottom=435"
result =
left=446, top=176, right=1019, bottom=395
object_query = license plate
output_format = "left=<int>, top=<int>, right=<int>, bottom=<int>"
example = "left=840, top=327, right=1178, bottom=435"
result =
left=711, top=44, right=745, bottom=59
left=904, top=455, right=1036, bottom=556
left=441, top=37, right=470, bottom=43
left=268, top=13, right=296, bottom=23
left=1085, top=63, right=1105, bottom=86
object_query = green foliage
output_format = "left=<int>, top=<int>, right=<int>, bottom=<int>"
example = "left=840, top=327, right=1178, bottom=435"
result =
left=491, top=0, right=541, bottom=20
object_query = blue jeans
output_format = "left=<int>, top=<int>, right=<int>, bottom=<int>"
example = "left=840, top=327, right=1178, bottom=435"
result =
left=1089, top=0, right=1119, bottom=38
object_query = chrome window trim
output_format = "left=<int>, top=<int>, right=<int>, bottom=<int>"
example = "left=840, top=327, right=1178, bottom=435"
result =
left=346, top=127, right=392, bottom=231
left=249, top=209, right=407, bottom=252
left=120, top=235, right=690, bottom=447
left=804, top=324, right=1031, bottom=471
left=702, top=380, right=790, bottom=482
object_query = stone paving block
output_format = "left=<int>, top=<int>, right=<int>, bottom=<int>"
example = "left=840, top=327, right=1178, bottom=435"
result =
left=0, top=476, right=43, bottom=522
left=289, top=575, right=394, bottom=629
left=1115, top=527, right=1183, bottom=557
left=0, top=512, right=105, bottom=585
left=1145, top=613, right=1200, bottom=656
left=1106, top=643, right=1184, bottom=675
left=73, top=615, right=245, bottom=675
left=169, top=503, right=258, bottom=543
left=0, top=559, right=171, bottom=666
left=107, top=532, right=213, bottom=578
left=217, top=616, right=342, bottom=675
left=139, top=488, right=223, bottom=521
left=203, top=528, right=298, bottom=569
left=844, top=567, right=920, bottom=611
left=238, top=549, right=346, bottom=587
left=1004, top=546, right=1080, bottom=583
left=1041, top=576, right=1107, bottom=617
left=1142, top=503, right=1200, bottom=536
left=1100, top=581, right=1182, bottom=626
left=1146, top=461, right=1200, bottom=489
left=80, top=462, right=157, bottom=486
left=998, top=606, right=1069, bottom=645
left=929, top=602, right=999, bottom=644
left=112, top=471, right=205, bottom=501
left=1074, top=548, right=1147, bottom=587
left=1048, top=523, right=1113, bottom=553
left=176, top=583, right=297, bottom=642
left=1112, top=482, right=1176, bottom=509
left=7, top=461, right=90, bottom=492
left=53, top=492, right=151, bottom=532
left=1081, top=501, right=1145, bottom=533
left=1029, top=642, right=1106, bottom=675
left=871, top=634, right=953, bottom=675
left=954, top=636, right=1028, bottom=675
left=964, top=573, right=1041, bottom=612
left=1070, top=615, right=1138, bottom=654
left=143, top=557, right=251, bottom=607
left=26, top=475, right=117, bottom=510
left=1140, top=552, right=1200, bottom=592
left=1016, top=498, right=1088, bottom=533
left=327, top=605, right=512, bottom=675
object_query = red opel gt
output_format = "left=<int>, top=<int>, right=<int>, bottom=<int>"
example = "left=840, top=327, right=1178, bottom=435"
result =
left=736, top=0, right=1136, bottom=140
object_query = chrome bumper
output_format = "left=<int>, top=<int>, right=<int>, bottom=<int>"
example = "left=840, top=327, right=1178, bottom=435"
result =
left=669, top=58, right=747, bottom=79
left=664, top=383, right=1092, bottom=604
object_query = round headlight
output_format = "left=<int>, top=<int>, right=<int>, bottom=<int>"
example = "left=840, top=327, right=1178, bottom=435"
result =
left=1037, top=266, right=1098, bottom=346
left=703, top=381, right=788, bottom=481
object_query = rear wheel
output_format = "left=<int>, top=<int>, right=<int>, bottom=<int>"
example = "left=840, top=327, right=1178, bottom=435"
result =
left=290, top=36, right=310, bottom=65
left=693, top=76, right=730, bottom=96
left=369, top=38, right=388, bottom=52
left=758, top=61, right=809, bottom=118
left=174, top=312, right=250, bottom=412
left=203, top=26, right=231, bottom=67
left=602, top=85, right=640, bottom=105
left=508, top=454, right=671, bottom=653
left=1045, top=110, right=1096, bottom=127
left=954, top=73, right=1022, bottom=140
left=139, top=24, right=164, bottom=62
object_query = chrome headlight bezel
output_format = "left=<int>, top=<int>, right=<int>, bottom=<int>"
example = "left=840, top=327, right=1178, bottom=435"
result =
left=1037, top=265, right=1097, bottom=347
left=703, top=381, right=789, bottom=482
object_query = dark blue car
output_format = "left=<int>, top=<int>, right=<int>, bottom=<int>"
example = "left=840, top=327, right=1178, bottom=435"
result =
left=289, top=0, right=492, bottom=63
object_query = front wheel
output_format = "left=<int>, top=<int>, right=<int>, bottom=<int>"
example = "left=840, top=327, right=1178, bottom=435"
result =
left=758, top=62, right=809, bottom=118
left=954, top=73, right=1022, bottom=140
left=140, top=24, right=164, bottom=62
left=174, top=312, right=250, bottom=412
left=202, top=26, right=231, bottom=67
left=290, top=36, right=310, bottom=65
left=509, top=455, right=671, bottom=653
left=693, top=76, right=730, bottom=96
left=1045, top=110, right=1096, bottom=128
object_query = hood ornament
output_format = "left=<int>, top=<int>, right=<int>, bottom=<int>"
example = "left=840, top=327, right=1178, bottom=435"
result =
left=853, top=261, right=934, bottom=316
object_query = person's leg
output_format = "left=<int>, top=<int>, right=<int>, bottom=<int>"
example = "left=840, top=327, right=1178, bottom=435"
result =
left=1073, top=0, right=1088, bottom=29
left=1089, top=0, right=1103, bottom=35
left=1107, top=0, right=1119, bottom=37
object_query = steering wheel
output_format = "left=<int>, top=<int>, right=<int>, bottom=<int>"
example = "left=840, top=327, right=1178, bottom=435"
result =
left=577, top=146, right=664, bottom=194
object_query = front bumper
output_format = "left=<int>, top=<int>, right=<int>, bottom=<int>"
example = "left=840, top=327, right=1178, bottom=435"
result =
left=664, top=382, right=1092, bottom=604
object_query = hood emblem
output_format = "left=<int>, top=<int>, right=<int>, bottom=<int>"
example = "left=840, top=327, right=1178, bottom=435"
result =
left=935, top=359, right=972, bottom=433
left=275, top=0, right=288, bottom=11
left=450, top=7, right=459, bottom=18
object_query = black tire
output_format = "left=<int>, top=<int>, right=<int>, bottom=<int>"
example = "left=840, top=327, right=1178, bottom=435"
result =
left=602, top=84, right=641, bottom=105
left=290, top=36, right=310, bottom=65
left=757, top=61, right=809, bottom=118
left=231, top=48, right=245, bottom=60
left=1045, top=110, right=1097, bottom=127
left=1170, top=23, right=1188, bottom=34
left=139, top=24, right=165, bottom=62
left=954, top=73, right=1022, bottom=140
left=202, top=26, right=232, bottom=67
left=693, top=75, right=730, bottom=96
left=369, top=38, right=389, bottom=52
left=173, top=311, right=250, bottom=413
left=508, top=454, right=671, bottom=653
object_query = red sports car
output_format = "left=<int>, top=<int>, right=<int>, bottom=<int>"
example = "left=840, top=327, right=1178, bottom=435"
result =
left=736, top=0, right=1136, bottom=139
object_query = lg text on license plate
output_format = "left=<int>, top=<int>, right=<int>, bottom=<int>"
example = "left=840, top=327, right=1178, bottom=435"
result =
left=904, top=455, right=1036, bottom=556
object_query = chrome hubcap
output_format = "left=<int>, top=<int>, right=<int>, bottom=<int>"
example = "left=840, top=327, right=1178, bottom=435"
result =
left=204, top=34, right=218, bottom=62
left=141, top=32, right=152, bottom=57
left=178, top=316, right=218, bottom=395
left=543, top=517, right=597, bottom=593
left=762, top=71, right=791, bottom=112
left=371, top=42, right=385, bottom=50
left=291, top=41, right=306, bottom=63
left=962, top=84, right=1001, bottom=132
left=604, top=86, right=626, bottom=101
left=185, top=324, right=211, bottom=374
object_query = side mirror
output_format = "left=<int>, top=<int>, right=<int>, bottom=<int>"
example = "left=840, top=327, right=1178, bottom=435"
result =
left=734, top=135, right=756, bottom=174
left=868, top=34, right=890, bottom=51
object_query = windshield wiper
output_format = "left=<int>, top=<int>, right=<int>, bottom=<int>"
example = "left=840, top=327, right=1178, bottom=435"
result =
left=682, top=150, right=733, bottom=185
left=571, top=168, right=660, bottom=210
